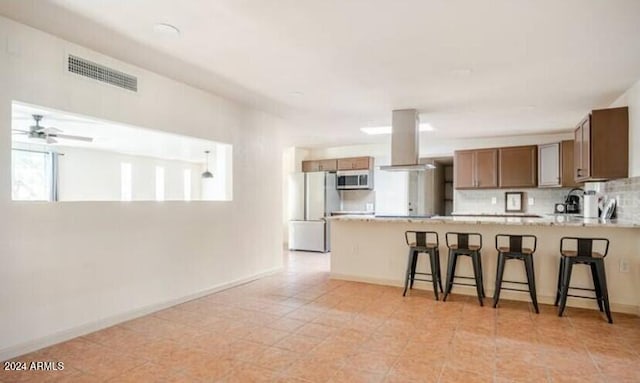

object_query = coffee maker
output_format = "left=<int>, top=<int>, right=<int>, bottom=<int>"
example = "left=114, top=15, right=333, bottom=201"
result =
left=555, top=188, right=583, bottom=214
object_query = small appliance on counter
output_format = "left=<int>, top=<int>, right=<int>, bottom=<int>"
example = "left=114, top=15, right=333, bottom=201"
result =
left=583, top=190, right=599, bottom=218
left=555, top=188, right=583, bottom=214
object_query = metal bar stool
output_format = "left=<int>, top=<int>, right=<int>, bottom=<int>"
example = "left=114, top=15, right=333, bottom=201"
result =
left=403, top=231, right=444, bottom=300
left=493, top=234, right=539, bottom=313
left=555, top=237, right=612, bottom=323
left=442, top=232, right=485, bottom=306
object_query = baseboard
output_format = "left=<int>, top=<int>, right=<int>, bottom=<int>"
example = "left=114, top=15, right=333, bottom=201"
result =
left=330, top=273, right=640, bottom=315
left=1, top=266, right=283, bottom=362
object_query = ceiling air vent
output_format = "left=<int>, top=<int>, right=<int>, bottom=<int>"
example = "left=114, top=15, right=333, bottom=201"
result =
left=68, top=55, right=138, bottom=92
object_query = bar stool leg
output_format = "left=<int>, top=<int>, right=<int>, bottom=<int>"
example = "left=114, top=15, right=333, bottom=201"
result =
left=554, top=257, right=565, bottom=307
left=402, top=249, right=414, bottom=297
left=471, top=253, right=484, bottom=306
left=435, top=248, right=444, bottom=293
left=590, top=263, right=604, bottom=312
left=443, top=250, right=458, bottom=302
left=524, top=255, right=539, bottom=314
left=558, top=257, right=573, bottom=317
left=595, top=260, right=613, bottom=324
left=493, top=252, right=506, bottom=308
left=428, top=249, right=439, bottom=300
left=409, top=251, right=418, bottom=289
left=477, top=252, right=486, bottom=298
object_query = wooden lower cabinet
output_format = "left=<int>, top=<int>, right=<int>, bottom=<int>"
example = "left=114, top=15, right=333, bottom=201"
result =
left=499, top=146, right=537, bottom=188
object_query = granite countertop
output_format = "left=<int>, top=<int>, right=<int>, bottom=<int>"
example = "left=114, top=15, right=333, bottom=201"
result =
left=327, top=214, right=639, bottom=228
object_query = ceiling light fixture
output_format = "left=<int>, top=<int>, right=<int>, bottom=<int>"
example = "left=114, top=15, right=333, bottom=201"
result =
left=153, top=23, right=181, bottom=37
left=201, top=150, right=213, bottom=179
left=360, top=123, right=434, bottom=135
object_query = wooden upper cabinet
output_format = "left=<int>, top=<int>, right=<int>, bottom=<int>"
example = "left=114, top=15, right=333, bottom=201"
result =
left=499, top=146, right=537, bottom=188
left=454, top=149, right=498, bottom=189
left=337, top=157, right=373, bottom=170
left=560, top=140, right=578, bottom=188
left=539, top=141, right=578, bottom=188
left=574, top=116, right=590, bottom=182
left=475, top=149, right=499, bottom=188
left=574, top=107, right=628, bottom=182
left=454, top=150, right=475, bottom=188
left=301, top=159, right=337, bottom=172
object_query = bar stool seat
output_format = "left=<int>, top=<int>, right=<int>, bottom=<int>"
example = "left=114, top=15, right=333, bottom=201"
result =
left=555, top=237, right=613, bottom=323
left=442, top=232, right=485, bottom=306
left=561, top=250, right=605, bottom=258
left=449, top=244, right=481, bottom=251
left=498, top=246, right=534, bottom=254
left=493, top=234, right=539, bottom=313
left=403, top=231, right=444, bottom=300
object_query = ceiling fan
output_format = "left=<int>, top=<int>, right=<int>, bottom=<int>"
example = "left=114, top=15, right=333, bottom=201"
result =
left=12, top=114, right=94, bottom=144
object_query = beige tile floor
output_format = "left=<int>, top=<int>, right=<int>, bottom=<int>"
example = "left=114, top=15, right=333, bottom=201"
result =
left=2, top=251, right=639, bottom=383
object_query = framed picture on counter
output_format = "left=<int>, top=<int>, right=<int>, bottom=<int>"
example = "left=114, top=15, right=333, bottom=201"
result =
left=505, top=192, right=524, bottom=212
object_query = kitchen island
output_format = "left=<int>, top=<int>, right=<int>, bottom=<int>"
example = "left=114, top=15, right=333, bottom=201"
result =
left=328, top=215, right=640, bottom=314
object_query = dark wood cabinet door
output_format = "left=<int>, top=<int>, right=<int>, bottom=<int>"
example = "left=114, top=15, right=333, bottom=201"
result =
left=591, top=107, right=629, bottom=179
left=301, top=160, right=318, bottom=172
left=580, top=116, right=591, bottom=180
left=499, top=146, right=537, bottom=188
left=561, top=140, right=579, bottom=187
left=318, top=159, right=337, bottom=172
left=338, top=157, right=372, bottom=170
left=574, top=124, right=583, bottom=181
left=454, top=150, right=475, bottom=189
left=474, top=149, right=499, bottom=188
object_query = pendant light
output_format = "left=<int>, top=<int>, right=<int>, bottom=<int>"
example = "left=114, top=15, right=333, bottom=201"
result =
left=202, top=150, right=213, bottom=179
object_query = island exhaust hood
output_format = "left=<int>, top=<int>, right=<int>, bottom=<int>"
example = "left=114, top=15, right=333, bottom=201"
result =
left=380, top=109, right=435, bottom=171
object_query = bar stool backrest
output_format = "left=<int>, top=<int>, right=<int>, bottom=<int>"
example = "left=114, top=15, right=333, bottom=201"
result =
left=405, top=231, right=439, bottom=248
left=445, top=232, right=482, bottom=250
left=495, top=234, right=537, bottom=253
left=560, top=237, right=610, bottom=258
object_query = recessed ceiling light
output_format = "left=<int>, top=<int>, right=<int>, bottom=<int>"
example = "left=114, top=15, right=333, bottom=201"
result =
left=290, top=91, right=304, bottom=96
left=360, top=123, right=435, bottom=135
left=153, top=23, right=180, bottom=37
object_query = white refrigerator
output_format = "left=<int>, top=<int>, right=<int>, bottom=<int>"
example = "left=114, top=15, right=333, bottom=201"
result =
left=288, top=172, right=340, bottom=252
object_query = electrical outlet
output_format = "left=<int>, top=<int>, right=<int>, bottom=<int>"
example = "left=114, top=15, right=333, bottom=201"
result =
left=528, top=197, right=535, bottom=206
left=491, top=197, right=497, bottom=205
left=619, top=259, right=630, bottom=273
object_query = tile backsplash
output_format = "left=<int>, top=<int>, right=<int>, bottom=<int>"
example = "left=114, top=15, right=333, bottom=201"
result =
left=454, top=188, right=572, bottom=215
left=339, top=190, right=375, bottom=212
left=453, top=176, right=640, bottom=223
left=603, top=176, right=640, bottom=223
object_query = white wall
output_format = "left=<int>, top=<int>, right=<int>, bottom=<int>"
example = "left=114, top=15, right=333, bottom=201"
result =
left=610, top=78, right=640, bottom=177
left=0, top=16, right=286, bottom=359
left=57, top=147, right=203, bottom=201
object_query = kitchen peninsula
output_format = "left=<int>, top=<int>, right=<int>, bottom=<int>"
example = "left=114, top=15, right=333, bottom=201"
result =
left=329, top=214, right=640, bottom=314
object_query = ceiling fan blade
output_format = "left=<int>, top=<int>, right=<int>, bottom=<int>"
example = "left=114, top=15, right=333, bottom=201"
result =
left=11, top=129, right=29, bottom=134
left=42, top=127, right=62, bottom=134
left=46, top=136, right=58, bottom=144
left=51, top=133, right=93, bottom=142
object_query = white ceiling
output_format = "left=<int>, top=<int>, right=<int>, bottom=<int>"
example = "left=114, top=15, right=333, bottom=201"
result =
left=2, top=1, right=640, bottom=148
left=12, top=102, right=218, bottom=163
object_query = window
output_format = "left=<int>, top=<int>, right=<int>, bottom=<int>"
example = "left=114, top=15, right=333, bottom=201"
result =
left=183, top=169, right=192, bottom=201
left=11, top=149, right=53, bottom=201
left=155, top=166, right=165, bottom=201
left=121, top=162, right=132, bottom=201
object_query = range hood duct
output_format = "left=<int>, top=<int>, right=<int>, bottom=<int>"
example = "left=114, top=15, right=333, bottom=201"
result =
left=380, top=109, right=435, bottom=171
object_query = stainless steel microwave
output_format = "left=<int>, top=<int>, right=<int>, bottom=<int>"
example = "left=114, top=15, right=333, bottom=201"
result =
left=336, top=170, right=373, bottom=190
